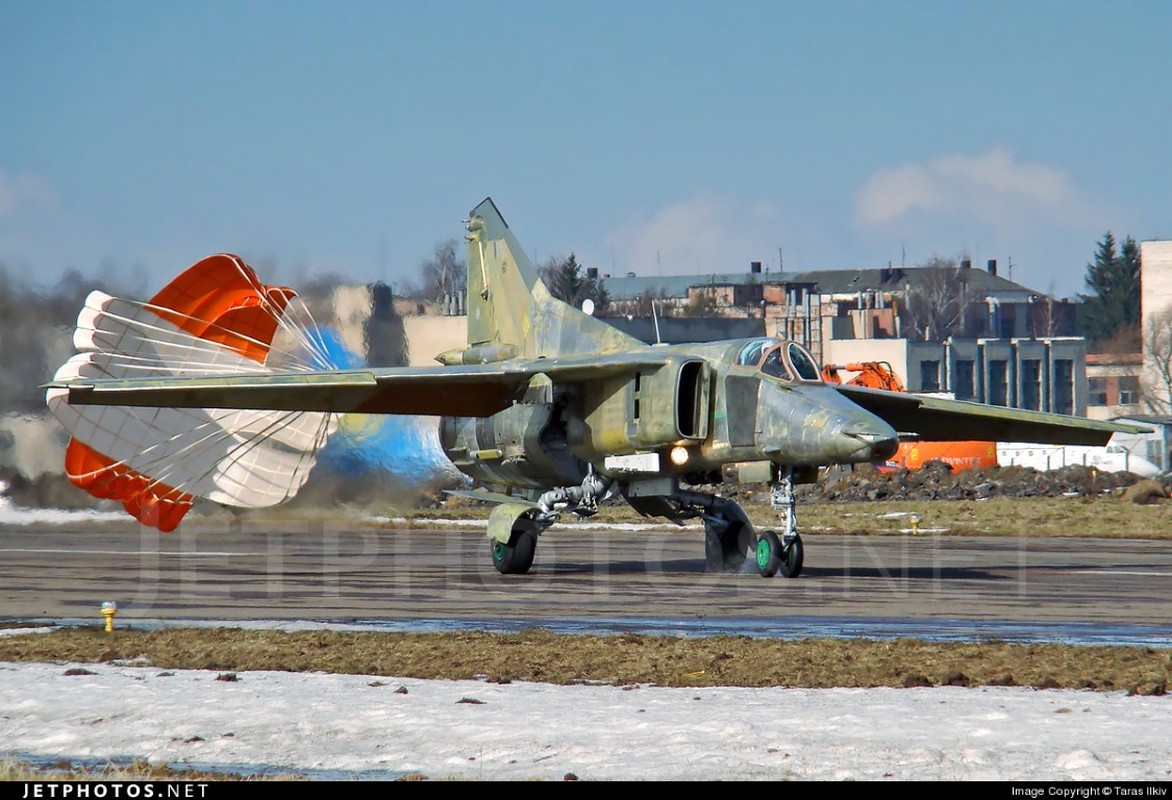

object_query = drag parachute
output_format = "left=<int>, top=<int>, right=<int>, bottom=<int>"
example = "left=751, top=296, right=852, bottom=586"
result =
left=45, top=254, right=340, bottom=531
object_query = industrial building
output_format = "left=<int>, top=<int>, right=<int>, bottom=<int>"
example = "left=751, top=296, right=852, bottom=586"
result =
left=603, top=259, right=1090, bottom=415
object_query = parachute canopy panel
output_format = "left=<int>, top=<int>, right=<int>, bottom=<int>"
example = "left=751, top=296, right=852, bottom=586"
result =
left=45, top=254, right=340, bottom=531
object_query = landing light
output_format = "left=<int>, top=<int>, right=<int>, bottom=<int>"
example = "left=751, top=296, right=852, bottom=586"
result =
left=669, top=446, right=690, bottom=466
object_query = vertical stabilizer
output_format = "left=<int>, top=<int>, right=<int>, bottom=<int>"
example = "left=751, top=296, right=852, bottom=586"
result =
left=464, top=198, right=641, bottom=358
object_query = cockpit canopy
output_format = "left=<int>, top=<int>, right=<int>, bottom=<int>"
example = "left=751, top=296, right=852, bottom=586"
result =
left=736, top=338, right=823, bottom=382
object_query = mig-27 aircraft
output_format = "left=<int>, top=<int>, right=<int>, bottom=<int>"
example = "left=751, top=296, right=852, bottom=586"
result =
left=46, top=198, right=1142, bottom=578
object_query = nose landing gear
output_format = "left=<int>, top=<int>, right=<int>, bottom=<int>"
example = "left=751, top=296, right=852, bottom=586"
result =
left=755, top=466, right=804, bottom=578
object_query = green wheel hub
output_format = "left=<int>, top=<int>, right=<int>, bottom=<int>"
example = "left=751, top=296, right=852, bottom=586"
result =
left=756, top=539, right=772, bottom=570
left=491, top=527, right=537, bottom=574
left=755, top=530, right=783, bottom=577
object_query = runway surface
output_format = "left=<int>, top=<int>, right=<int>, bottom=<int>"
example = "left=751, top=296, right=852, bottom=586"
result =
left=3, top=518, right=1171, bottom=644
left=5, top=518, right=1172, bottom=781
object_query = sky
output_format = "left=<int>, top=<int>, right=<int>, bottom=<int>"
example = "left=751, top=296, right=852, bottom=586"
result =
left=2, top=1, right=1170, bottom=299
left=1, top=643, right=1170, bottom=781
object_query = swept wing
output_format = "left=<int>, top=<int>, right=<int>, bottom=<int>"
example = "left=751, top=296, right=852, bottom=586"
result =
left=47, top=350, right=674, bottom=417
left=835, top=384, right=1147, bottom=447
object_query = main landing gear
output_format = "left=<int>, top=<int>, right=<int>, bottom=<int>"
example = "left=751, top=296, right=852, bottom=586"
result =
left=623, top=480, right=803, bottom=579
left=488, top=470, right=611, bottom=575
left=754, top=466, right=804, bottom=578
left=487, top=466, right=807, bottom=579
left=700, top=495, right=756, bottom=574
left=491, top=523, right=538, bottom=574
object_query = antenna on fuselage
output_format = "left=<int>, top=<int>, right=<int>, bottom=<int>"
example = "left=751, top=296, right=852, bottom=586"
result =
left=652, top=300, right=662, bottom=345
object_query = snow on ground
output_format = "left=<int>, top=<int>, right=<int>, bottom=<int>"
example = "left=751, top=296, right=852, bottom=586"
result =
left=1, top=661, right=1170, bottom=781
left=0, top=493, right=128, bottom=526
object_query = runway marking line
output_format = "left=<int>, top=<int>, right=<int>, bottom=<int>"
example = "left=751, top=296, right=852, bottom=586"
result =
left=1090, top=570, right=1172, bottom=577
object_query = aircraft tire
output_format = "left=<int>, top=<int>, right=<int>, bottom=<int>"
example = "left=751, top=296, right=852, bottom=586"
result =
left=492, top=530, right=537, bottom=575
left=704, top=518, right=750, bottom=573
left=756, top=530, right=783, bottom=578
left=780, top=534, right=804, bottom=579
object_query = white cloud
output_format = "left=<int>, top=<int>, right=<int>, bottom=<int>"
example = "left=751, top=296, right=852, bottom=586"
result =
left=604, top=193, right=782, bottom=274
left=0, top=168, right=54, bottom=216
left=854, top=148, right=1092, bottom=230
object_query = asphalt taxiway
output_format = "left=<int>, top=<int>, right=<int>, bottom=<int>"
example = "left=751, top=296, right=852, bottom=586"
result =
left=2, top=519, right=1171, bottom=643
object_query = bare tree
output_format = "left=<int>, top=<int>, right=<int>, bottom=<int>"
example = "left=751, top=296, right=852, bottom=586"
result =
left=419, top=239, right=466, bottom=302
left=899, top=258, right=977, bottom=342
left=1094, top=321, right=1142, bottom=355
left=1142, top=307, right=1172, bottom=415
left=623, top=288, right=669, bottom=318
left=1028, top=295, right=1057, bottom=338
left=0, top=265, right=116, bottom=413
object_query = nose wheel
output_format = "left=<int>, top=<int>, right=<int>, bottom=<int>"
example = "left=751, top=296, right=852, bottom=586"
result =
left=756, top=530, right=804, bottom=578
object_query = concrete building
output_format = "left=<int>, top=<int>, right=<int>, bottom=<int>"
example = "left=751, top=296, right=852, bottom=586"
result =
left=328, top=284, right=463, bottom=367
left=1141, top=240, right=1172, bottom=319
left=603, top=261, right=1088, bottom=415
left=1140, top=240, right=1172, bottom=414
left=1085, top=352, right=1143, bottom=421
left=824, top=335, right=1086, bottom=414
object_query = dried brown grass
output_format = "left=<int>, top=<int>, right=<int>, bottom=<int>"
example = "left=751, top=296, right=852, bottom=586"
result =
left=1, top=627, right=1168, bottom=694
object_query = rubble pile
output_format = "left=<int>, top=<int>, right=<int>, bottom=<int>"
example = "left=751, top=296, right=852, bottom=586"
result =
left=5, top=462, right=1170, bottom=515
left=795, top=461, right=1171, bottom=503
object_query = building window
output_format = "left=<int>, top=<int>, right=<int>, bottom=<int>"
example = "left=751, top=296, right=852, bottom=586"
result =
left=919, top=360, right=940, bottom=392
left=1088, top=377, right=1108, bottom=406
left=988, top=359, right=1008, bottom=406
left=953, top=360, right=975, bottom=400
left=1119, top=376, right=1139, bottom=405
left=1020, top=359, right=1042, bottom=411
left=1054, top=359, right=1074, bottom=415
left=1147, top=440, right=1162, bottom=465
left=999, top=304, right=1016, bottom=338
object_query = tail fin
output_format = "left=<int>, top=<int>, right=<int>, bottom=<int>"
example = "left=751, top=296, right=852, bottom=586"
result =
left=463, top=198, right=640, bottom=359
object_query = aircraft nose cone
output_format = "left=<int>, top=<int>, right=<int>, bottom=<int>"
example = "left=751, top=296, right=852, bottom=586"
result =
left=834, top=420, right=899, bottom=461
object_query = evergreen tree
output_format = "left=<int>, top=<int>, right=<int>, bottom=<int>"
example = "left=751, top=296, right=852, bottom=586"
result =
left=1120, top=234, right=1142, bottom=294
left=1078, top=231, right=1141, bottom=345
left=539, top=253, right=609, bottom=312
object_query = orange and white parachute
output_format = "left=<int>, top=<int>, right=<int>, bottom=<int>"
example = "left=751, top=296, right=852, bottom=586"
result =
left=45, top=254, right=340, bottom=531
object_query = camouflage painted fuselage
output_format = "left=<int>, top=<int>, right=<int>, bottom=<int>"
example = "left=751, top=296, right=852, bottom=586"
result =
left=438, top=335, right=900, bottom=495
left=437, top=199, right=899, bottom=496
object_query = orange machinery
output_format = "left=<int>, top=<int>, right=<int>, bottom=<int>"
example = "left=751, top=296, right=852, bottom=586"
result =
left=822, top=362, right=998, bottom=471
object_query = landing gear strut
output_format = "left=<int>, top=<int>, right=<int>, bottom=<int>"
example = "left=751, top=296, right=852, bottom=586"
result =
left=756, top=466, right=804, bottom=578
left=619, top=471, right=807, bottom=578
left=488, top=470, right=612, bottom=575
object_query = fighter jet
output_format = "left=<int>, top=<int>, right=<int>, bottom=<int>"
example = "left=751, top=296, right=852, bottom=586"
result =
left=47, top=198, right=1142, bottom=577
